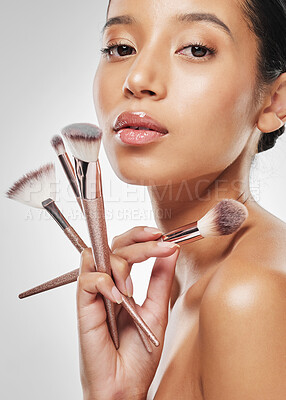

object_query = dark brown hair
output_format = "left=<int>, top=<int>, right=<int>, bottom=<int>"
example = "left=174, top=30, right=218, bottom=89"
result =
left=239, top=0, right=286, bottom=153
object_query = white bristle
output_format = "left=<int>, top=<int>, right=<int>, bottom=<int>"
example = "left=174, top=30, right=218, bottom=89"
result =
left=197, top=199, right=248, bottom=237
left=6, top=163, right=57, bottom=208
left=51, top=135, right=66, bottom=156
left=61, top=123, right=102, bottom=162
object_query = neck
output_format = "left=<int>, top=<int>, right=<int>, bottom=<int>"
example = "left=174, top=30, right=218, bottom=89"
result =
left=147, top=148, right=254, bottom=301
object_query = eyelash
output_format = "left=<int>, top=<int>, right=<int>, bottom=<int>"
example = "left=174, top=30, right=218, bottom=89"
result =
left=100, top=40, right=217, bottom=61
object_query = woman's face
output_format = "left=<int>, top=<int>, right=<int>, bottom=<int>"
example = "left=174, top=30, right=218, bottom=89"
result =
left=93, top=0, right=259, bottom=186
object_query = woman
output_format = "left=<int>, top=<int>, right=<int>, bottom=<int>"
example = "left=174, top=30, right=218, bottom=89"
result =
left=76, top=0, right=286, bottom=398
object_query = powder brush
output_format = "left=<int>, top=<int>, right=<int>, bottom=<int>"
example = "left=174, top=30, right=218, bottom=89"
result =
left=62, top=122, right=161, bottom=349
left=161, top=198, right=248, bottom=244
left=51, top=134, right=154, bottom=351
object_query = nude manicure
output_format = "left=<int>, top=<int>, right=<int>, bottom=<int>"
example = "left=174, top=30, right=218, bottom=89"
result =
left=144, top=227, right=162, bottom=235
left=111, top=286, right=123, bottom=304
left=125, top=275, right=133, bottom=297
left=157, top=241, right=179, bottom=248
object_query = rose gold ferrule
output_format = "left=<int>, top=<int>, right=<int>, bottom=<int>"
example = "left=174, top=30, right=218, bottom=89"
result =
left=58, top=153, right=80, bottom=197
left=74, top=158, right=102, bottom=200
left=161, top=221, right=203, bottom=245
left=42, top=198, right=69, bottom=230
left=42, top=198, right=87, bottom=252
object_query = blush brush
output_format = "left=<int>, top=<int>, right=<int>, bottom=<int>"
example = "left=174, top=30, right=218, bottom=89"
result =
left=62, top=122, right=160, bottom=349
left=160, top=198, right=248, bottom=244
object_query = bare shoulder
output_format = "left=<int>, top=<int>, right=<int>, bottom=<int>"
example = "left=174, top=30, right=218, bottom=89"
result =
left=200, top=254, right=286, bottom=322
left=231, top=200, right=286, bottom=272
left=198, top=207, right=286, bottom=399
left=200, top=204, right=286, bottom=318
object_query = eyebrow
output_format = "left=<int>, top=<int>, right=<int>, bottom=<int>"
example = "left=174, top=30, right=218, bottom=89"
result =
left=176, top=12, right=234, bottom=40
left=101, top=12, right=234, bottom=41
left=101, top=15, right=135, bottom=35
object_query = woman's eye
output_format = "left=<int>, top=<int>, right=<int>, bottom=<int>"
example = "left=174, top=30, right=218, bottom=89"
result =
left=177, top=44, right=216, bottom=60
left=100, top=43, right=136, bottom=59
left=100, top=41, right=216, bottom=61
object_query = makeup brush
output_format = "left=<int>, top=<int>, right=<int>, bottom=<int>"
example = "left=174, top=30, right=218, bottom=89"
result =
left=16, top=198, right=248, bottom=297
left=6, top=163, right=87, bottom=253
left=7, top=163, right=153, bottom=352
left=13, top=195, right=248, bottom=350
left=51, top=135, right=83, bottom=212
left=62, top=122, right=160, bottom=349
left=160, top=198, right=249, bottom=244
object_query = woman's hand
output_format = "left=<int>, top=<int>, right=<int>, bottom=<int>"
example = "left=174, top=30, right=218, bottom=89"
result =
left=76, top=226, right=180, bottom=400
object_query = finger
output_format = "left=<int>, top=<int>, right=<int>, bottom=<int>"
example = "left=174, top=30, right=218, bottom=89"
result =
left=111, top=242, right=179, bottom=297
left=113, top=240, right=179, bottom=265
left=110, top=253, right=133, bottom=297
left=80, top=248, right=133, bottom=299
left=142, top=248, right=180, bottom=331
left=77, top=271, right=123, bottom=309
left=110, top=226, right=162, bottom=252
left=76, top=272, right=122, bottom=348
left=79, top=248, right=96, bottom=274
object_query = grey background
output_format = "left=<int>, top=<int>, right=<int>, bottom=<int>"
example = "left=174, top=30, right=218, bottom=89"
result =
left=1, top=1, right=286, bottom=399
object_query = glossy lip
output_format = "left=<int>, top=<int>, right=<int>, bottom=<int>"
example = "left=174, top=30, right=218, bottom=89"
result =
left=113, top=111, right=169, bottom=134
left=115, top=128, right=166, bottom=146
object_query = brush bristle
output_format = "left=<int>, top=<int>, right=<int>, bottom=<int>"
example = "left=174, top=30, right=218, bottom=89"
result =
left=197, top=199, right=248, bottom=237
left=6, top=163, right=56, bottom=208
left=51, top=135, right=66, bottom=156
left=61, top=123, right=102, bottom=162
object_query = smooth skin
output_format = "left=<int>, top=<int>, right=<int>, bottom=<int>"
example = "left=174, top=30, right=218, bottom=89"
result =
left=77, top=231, right=180, bottom=400
left=77, top=0, right=286, bottom=398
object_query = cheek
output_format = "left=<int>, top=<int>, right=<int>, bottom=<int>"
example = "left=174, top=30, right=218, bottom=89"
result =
left=169, top=61, right=254, bottom=165
left=93, top=60, right=130, bottom=129
left=93, top=62, right=118, bottom=128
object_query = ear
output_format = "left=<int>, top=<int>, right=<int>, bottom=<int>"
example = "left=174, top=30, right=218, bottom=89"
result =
left=257, top=72, right=286, bottom=133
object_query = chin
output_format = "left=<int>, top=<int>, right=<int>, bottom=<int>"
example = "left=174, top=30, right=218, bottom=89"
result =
left=102, top=133, right=183, bottom=186
left=107, top=159, right=164, bottom=186
left=105, top=152, right=193, bottom=187
left=102, top=135, right=160, bottom=185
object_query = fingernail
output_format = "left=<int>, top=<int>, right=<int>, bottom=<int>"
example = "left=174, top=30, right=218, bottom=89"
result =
left=144, top=227, right=162, bottom=235
left=111, top=286, right=123, bottom=304
left=125, top=275, right=133, bottom=298
left=157, top=241, right=179, bottom=248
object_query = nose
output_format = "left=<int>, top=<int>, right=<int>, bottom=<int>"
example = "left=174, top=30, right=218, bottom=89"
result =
left=122, top=46, right=168, bottom=100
